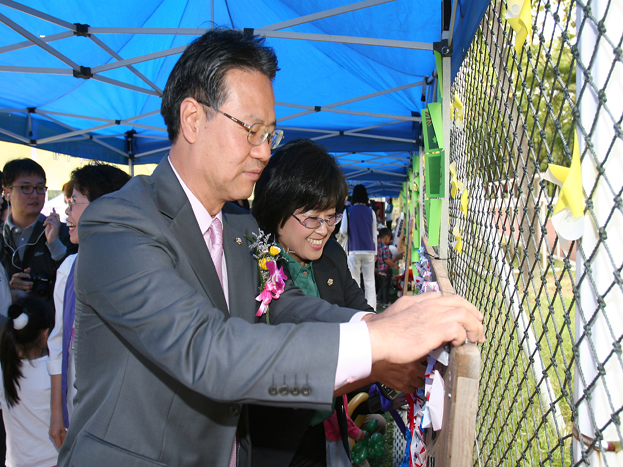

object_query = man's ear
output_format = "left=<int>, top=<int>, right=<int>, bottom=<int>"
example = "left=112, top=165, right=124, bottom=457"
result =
left=179, top=98, right=202, bottom=144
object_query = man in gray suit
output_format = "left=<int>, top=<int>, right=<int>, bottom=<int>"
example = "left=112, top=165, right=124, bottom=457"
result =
left=58, top=29, right=484, bottom=467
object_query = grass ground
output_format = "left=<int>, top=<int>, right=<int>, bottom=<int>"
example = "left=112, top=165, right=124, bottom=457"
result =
left=464, top=255, right=577, bottom=467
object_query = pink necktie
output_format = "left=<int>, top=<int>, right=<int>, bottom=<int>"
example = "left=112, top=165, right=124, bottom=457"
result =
left=210, top=218, right=237, bottom=466
left=209, top=217, right=224, bottom=288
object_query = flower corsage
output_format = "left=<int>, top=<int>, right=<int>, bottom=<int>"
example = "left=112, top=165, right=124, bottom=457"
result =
left=247, top=230, right=287, bottom=323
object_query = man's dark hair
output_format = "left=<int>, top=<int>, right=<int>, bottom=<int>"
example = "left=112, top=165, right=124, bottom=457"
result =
left=2, top=159, right=46, bottom=187
left=378, top=227, right=391, bottom=239
left=161, top=28, right=279, bottom=142
left=252, top=139, right=347, bottom=239
left=71, top=163, right=131, bottom=202
left=351, top=184, right=369, bottom=205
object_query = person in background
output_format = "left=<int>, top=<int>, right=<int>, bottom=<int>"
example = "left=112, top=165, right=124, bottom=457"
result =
left=0, top=295, right=57, bottom=467
left=62, top=181, right=74, bottom=205
left=0, top=159, right=76, bottom=308
left=340, top=184, right=377, bottom=309
left=376, top=228, right=398, bottom=309
left=48, top=163, right=131, bottom=448
left=324, top=394, right=365, bottom=467
left=0, top=171, right=11, bottom=317
left=251, top=139, right=412, bottom=467
left=385, top=197, right=393, bottom=231
left=0, top=170, right=9, bottom=226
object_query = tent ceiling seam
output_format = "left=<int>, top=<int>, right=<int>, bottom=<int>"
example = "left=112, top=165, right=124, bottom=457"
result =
left=89, top=35, right=163, bottom=95
left=0, top=12, right=79, bottom=70
left=259, top=0, right=396, bottom=32
left=0, top=31, right=73, bottom=55
left=0, top=0, right=75, bottom=30
left=253, top=30, right=433, bottom=50
left=36, top=122, right=117, bottom=145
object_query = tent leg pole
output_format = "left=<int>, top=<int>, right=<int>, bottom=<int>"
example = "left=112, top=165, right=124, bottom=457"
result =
left=439, top=47, right=451, bottom=268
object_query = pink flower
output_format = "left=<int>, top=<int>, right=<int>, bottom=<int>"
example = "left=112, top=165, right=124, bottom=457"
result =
left=255, top=288, right=273, bottom=316
left=255, top=261, right=287, bottom=316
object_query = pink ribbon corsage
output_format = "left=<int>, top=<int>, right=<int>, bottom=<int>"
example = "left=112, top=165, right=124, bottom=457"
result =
left=255, top=260, right=287, bottom=317
left=246, top=229, right=285, bottom=323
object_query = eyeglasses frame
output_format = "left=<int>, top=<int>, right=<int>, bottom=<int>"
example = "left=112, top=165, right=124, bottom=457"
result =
left=8, top=185, right=48, bottom=195
left=196, top=99, right=283, bottom=149
left=292, top=213, right=343, bottom=230
left=66, top=200, right=90, bottom=211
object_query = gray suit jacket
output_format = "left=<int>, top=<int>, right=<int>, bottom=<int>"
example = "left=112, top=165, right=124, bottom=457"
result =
left=58, top=160, right=357, bottom=467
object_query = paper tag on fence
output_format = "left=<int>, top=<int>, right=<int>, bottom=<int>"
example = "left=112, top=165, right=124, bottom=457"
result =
left=429, top=346, right=450, bottom=366
left=429, top=370, right=445, bottom=431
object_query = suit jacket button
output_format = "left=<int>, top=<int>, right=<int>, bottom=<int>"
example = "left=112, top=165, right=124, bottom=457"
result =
left=291, top=385, right=300, bottom=396
left=279, top=385, right=290, bottom=396
left=268, top=386, right=278, bottom=396
left=229, top=404, right=241, bottom=417
left=301, top=385, right=312, bottom=397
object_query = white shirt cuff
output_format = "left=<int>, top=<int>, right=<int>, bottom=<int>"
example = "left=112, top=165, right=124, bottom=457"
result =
left=334, top=317, right=373, bottom=390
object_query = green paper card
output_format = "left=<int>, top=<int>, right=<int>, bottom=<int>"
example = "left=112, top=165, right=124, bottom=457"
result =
left=411, top=245, right=420, bottom=264
left=425, top=198, right=443, bottom=246
left=428, top=103, right=443, bottom=150
left=434, top=50, right=443, bottom=101
left=425, top=150, right=444, bottom=198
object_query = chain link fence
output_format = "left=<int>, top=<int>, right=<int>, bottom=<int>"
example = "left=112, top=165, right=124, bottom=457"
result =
left=446, top=0, right=622, bottom=466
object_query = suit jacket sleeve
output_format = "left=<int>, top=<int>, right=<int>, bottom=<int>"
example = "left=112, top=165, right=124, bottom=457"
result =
left=75, top=192, right=344, bottom=409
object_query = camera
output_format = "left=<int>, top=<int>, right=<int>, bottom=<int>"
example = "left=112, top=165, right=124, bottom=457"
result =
left=28, top=271, right=52, bottom=299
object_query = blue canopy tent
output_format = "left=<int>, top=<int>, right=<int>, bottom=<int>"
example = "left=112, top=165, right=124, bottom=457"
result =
left=0, top=0, right=488, bottom=197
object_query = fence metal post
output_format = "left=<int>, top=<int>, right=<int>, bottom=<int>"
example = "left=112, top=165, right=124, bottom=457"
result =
left=574, top=0, right=623, bottom=464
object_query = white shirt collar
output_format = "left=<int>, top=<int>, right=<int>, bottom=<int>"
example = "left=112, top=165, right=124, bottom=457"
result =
left=168, top=156, right=223, bottom=235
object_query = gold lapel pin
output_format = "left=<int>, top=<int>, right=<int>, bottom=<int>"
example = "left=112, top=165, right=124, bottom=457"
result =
left=327, top=279, right=334, bottom=286
left=235, top=238, right=242, bottom=245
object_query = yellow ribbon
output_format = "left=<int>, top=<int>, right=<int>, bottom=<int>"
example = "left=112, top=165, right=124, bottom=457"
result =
left=506, top=0, right=532, bottom=53
left=460, top=188, right=469, bottom=216
left=547, top=131, right=584, bottom=218
left=450, top=94, right=464, bottom=127
left=452, top=226, right=463, bottom=255
left=449, top=161, right=464, bottom=199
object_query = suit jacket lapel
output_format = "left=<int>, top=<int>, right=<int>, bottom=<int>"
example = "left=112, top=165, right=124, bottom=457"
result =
left=152, top=160, right=229, bottom=315
left=222, top=203, right=259, bottom=322
left=314, top=257, right=343, bottom=307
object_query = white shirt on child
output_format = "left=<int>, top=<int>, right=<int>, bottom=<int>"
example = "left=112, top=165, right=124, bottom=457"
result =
left=0, top=355, right=59, bottom=467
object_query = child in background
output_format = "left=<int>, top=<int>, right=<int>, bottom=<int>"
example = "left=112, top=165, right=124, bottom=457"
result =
left=376, top=228, right=398, bottom=308
left=324, top=394, right=365, bottom=467
left=0, top=296, right=57, bottom=467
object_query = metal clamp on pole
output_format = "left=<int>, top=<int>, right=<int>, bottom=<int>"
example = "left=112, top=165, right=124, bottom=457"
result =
left=433, top=39, right=452, bottom=57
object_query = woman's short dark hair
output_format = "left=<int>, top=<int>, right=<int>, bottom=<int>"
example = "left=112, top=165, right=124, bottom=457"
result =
left=252, top=139, right=347, bottom=239
left=161, top=28, right=279, bottom=143
left=71, top=163, right=131, bottom=202
left=351, top=184, right=369, bottom=205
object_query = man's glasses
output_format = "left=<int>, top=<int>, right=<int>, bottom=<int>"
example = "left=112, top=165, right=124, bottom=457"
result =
left=197, top=100, right=284, bottom=150
left=66, top=200, right=89, bottom=211
left=9, top=185, right=47, bottom=195
left=293, top=213, right=343, bottom=230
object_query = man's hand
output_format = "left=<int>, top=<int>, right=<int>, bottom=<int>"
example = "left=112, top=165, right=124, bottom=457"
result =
left=43, top=208, right=61, bottom=243
left=370, top=358, right=427, bottom=395
left=10, top=267, right=32, bottom=293
left=365, top=292, right=484, bottom=366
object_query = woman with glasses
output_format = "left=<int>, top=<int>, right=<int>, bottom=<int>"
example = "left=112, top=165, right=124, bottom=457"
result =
left=47, top=163, right=130, bottom=449
left=250, top=139, right=376, bottom=467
